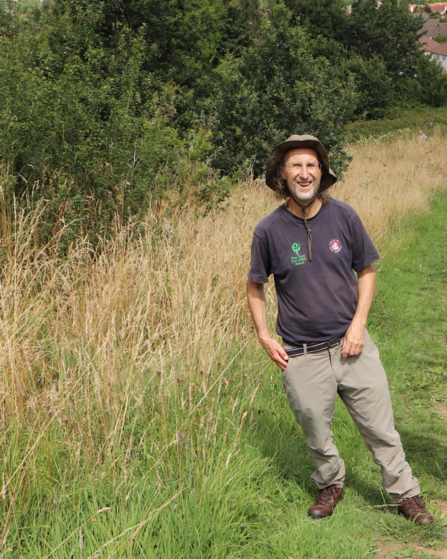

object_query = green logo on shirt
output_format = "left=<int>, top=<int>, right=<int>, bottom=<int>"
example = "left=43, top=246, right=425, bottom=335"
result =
left=291, top=243, right=306, bottom=266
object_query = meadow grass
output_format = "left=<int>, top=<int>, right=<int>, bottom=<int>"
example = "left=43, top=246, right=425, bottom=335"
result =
left=0, top=130, right=446, bottom=557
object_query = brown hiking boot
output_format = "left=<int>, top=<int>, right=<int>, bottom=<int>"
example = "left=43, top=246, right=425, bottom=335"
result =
left=307, top=485, right=344, bottom=519
left=398, top=496, right=434, bottom=524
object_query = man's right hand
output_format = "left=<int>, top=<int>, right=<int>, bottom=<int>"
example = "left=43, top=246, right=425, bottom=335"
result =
left=246, top=280, right=289, bottom=370
left=259, top=336, right=289, bottom=370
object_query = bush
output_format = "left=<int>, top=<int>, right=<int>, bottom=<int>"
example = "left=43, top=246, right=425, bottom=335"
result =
left=433, top=33, right=447, bottom=43
left=0, top=5, right=229, bottom=245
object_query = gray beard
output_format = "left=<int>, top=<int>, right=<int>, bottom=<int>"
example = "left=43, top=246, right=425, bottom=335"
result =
left=287, top=181, right=320, bottom=206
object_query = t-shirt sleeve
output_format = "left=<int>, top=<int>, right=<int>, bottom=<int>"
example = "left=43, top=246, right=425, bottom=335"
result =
left=247, top=233, right=272, bottom=283
left=351, top=216, right=380, bottom=271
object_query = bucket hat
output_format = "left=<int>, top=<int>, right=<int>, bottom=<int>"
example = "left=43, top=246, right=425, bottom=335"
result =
left=265, top=134, right=337, bottom=192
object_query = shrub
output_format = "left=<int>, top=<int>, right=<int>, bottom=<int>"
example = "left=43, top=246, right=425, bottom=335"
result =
left=0, top=5, right=228, bottom=245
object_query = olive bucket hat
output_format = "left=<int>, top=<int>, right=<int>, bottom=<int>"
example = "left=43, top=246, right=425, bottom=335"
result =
left=265, top=134, right=337, bottom=192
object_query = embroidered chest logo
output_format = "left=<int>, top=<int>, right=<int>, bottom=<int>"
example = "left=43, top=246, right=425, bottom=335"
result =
left=291, top=243, right=307, bottom=266
left=329, top=239, right=342, bottom=253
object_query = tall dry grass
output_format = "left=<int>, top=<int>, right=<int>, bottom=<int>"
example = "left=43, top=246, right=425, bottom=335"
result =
left=333, top=128, right=447, bottom=242
left=1, top=129, right=446, bottom=417
left=0, top=128, right=446, bottom=522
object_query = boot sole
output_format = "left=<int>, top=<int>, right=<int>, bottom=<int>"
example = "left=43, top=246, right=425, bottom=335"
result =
left=398, top=511, right=434, bottom=524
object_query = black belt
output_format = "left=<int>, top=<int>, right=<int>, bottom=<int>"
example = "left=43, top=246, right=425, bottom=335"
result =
left=283, top=337, right=342, bottom=358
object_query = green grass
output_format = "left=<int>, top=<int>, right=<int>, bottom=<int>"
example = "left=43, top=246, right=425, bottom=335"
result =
left=346, top=106, right=447, bottom=142
left=1, top=194, right=447, bottom=558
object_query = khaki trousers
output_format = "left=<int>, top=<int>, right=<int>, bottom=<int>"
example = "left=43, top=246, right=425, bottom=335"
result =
left=282, top=330, right=420, bottom=503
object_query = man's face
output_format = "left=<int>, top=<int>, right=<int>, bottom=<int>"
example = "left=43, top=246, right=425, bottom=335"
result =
left=280, top=148, right=322, bottom=203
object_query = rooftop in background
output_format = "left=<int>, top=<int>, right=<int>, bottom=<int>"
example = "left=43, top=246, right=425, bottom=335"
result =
left=431, top=40, right=447, bottom=55
left=410, top=11, right=430, bottom=20
left=418, top=35, right=442, bottom=51
left=409, top=3, right=447, bottom=13
left=421, top=19, right=447, bottom=36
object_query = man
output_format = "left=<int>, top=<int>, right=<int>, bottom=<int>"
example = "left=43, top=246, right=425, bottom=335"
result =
left=246, top=134, right=433, bottom=523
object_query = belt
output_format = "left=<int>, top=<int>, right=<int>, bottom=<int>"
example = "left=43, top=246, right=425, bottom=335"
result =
left=283, top=336, right=342, bottom=358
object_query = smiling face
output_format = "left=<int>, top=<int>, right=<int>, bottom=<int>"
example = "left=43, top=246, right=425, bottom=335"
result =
left=280, top=148, right=322, bottom=203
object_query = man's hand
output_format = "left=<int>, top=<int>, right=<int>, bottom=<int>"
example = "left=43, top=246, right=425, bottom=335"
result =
left=260, top=336, right=289, bottom=370
left=247, top=279, right=290, bottom=370
left=342, top=319, right=365, bottom=359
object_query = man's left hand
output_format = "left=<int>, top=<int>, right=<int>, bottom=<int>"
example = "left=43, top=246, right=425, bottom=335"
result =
left=342, top=320, right=365, bottom=359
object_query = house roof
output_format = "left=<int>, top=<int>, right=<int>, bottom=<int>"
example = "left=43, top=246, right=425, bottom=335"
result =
left=418, top=35, right=442, bottom=51
left=428, top=3, right=447, bottom=12
left=431, top=41, right=447, bottom=55
left=421, top=19, right=447, bottom=36
left=410, top=2, right=447, bottom=11
left=410, top=12, right=430, bottom=19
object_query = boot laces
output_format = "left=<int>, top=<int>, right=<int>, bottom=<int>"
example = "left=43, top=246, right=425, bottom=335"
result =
left=315, top=485, right=339, bottom=506
left=402, top=496, right=426, bottom=513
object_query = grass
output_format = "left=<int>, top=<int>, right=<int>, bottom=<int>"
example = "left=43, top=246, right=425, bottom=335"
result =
left=0, top=132, right=446, bottom=557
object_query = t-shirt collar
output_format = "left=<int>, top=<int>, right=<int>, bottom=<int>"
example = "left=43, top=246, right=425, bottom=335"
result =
left=280, top=199, right=328, bottom=223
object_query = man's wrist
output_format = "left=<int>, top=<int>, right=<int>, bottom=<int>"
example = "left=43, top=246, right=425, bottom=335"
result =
left=351, top=314, right=367, bottom=328
left=258, top=332, right=271, bottom=346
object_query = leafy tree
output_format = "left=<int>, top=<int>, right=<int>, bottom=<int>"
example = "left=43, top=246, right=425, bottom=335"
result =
left=282, top=0, right=348, bottom=40
left=310, top=36, right=393, bottom=119
left=345, top=0, right=424, bottom=79
left=208, top=4, right=356, bottom=176
left=344, top=55, right=394, bottom=119
left=51, top=0, right=257, bottom=89
left=413, top=53, right=447, bottom=106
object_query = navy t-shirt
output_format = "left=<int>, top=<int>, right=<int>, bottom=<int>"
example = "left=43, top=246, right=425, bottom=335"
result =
left=247, top=199, right=380, bottom=343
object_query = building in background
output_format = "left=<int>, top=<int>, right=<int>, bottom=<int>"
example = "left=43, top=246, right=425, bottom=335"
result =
left=419, top=35, right=447, bottom=71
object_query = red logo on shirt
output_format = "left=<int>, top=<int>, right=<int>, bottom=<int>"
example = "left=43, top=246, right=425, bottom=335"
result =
left=329, top=239, right=342, bottom=253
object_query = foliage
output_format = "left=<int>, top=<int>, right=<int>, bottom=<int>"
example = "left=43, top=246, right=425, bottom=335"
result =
left=344, top=56, right=395, bottom=119
left=208, top=4, right=356, bottom=177
left=52, top=0, right=258, bottom=89
left=311, top=37, right=394, bottom=120
left=0, top=4, right=229, bottom=243
left=341, top=0, right=447, bottom=114
left=413, top=53, right=447, bottom=107
left=1, top=0, right=447, bottom=245
left=346, top=0, right=424, bottom=78
left=282, top=0, right=348, bottom=40
left=433, top=33, right=447, bottom=43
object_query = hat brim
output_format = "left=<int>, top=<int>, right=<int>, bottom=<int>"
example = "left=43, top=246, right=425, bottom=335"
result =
left=265, top=135, right=337, bottom=192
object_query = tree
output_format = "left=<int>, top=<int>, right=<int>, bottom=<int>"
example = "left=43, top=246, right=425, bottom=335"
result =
left=413, top=53, right=447, bottom=106
left=344, top=55, right=394, bottom=119
left=208, top=4, right=356, bottom=177
left=310, top=36, right=394, bottom=119
left=345, top=0, right=424, bottom=79
left=52, top=0, right=258, bottom=89
left=282, top=0, right=348, bottom=41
